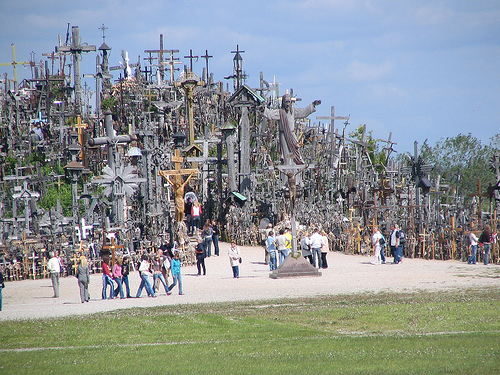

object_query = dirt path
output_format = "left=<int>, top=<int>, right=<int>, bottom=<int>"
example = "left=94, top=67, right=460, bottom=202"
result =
left=1, top=242, right=498, bottom=321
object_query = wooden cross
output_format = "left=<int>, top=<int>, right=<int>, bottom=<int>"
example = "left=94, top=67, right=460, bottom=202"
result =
left=73, top=115, right=88, bottom=160
left=163, top=49, right=181, bottom=85
left=145, top=34, right=168, bottom=82
left=346, top=207, right=357, bottom=254
left=443, top=216, right=462, bottom=260
left=467, top=179, right=487, bottom=223
left=176, top=71, right=205, bottom=146
left=42, top=51, right=60, bottom=76
left=200, top=50, right=213, bottom=82
left=103, top=237, right=124, bottom=265
left=56, top=26, right=96, bottom=115
left=70, top=252, right=80, bottom=275
left=158, top=149, right=198, bottom=222
left=419, top=228, right=432, bottom=259
left=184, top=49, right=198, bottom=73
left=0, top=43, right=30, bottom=85
left=28, top=250, right=39, bottom=280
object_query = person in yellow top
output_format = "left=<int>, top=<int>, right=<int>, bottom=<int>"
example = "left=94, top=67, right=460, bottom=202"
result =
left=284, top=228, right=293, bottom=259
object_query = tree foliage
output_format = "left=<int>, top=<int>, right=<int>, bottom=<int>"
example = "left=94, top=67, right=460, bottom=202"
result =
left=418, top=133, right=499, bottom=204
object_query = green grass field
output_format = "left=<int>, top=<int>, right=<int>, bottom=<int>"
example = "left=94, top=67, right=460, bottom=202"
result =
left=0, top=288, right=498, bottom=374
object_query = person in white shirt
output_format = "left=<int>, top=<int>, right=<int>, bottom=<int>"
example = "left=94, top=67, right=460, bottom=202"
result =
left=468, top=222, right=479, bottom=265
left=309, top=228, right=324, bottom=268
left=47, top=252, right=62, bottom=298
left=371, top=226, right=383, bottom=265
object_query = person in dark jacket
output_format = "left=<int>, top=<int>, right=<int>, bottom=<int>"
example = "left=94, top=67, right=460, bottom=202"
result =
left=121, top=256, right=132, bottom=298
left=0, top=268, right=5, bottom=311
left=478, top=224, right=492, bottom=265
left=195, top=239, right=207, bottom=276
left=212, top=220, right=220, bottom=256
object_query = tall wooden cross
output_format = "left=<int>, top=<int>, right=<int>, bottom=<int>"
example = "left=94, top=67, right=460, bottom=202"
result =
left=56, top=26, right=96, bottom=115
left=145, top=34, right=168, bottom=82
left=0, top=44, right=31, bottom=87
left=184, top=49, right=198, bottom=73
left=176, top=70, right=204, bottom=146
left=201, top=50, right=213, bottom=83
left=443, top=216, right=462, bottom=260
left=103, top=236, right=124, bottom=265
left=158, top=149, right=198, bottom=222
left=277, top=163, right=313, bottom=253
left=73, top=115, right=88, bottom=161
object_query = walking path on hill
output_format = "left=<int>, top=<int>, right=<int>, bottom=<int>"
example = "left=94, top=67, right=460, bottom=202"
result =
left=1, top=242, right=498, bottom=321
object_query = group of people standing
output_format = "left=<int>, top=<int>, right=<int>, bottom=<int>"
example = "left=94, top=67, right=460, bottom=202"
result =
left=371, top=223, right=405, bottom=265
left=263, top=226, right=330, bottom=271
left=468, top=223, right=494, bottom=265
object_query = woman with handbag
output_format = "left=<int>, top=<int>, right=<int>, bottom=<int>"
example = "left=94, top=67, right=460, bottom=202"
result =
left=228, top=242, right=242, bottom=278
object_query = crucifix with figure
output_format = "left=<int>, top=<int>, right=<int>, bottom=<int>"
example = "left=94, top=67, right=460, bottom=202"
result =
left=158, top=149, right=198, bottom=222
left=277, top=163, right=313, bottom=254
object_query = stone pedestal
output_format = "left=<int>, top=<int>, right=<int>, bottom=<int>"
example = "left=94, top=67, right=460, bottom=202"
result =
left=269, top=253, right=322, bottom=279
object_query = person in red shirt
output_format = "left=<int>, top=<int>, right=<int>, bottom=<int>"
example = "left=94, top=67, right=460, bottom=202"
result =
left=101, top=258, right=115, bottom=299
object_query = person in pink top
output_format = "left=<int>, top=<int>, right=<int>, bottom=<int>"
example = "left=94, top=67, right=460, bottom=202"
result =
left=112, top=258, right=124, bottom=299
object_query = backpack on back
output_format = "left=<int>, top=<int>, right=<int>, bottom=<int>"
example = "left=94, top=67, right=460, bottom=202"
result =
left=379, top=234, right=386, bottom=246
left=399, top=230, right=406, bottom=244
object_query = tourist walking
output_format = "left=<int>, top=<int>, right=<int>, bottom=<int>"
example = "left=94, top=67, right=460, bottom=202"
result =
left=190, top=201, right=202, bottom=235
left=389, top=223, right=402, bottom=264
left=136, top=254, right=155, bottom=298
left=300, top=231, right=313, bottom=265
left=202, top=220, right=214, bottom=257
left=47, top=251, right=62, bottom=298
left=196, top=238, right=207, bottom=275
left=371, top=226, right=383, bottom=265
left=309, top=228, right=324, bottom=268
left=101, top=258, right=115, bottom=300
left=275, top=229, right=288, bottom=265
left=121, top=256, right=132, bottom=298
left=168, top=252, right=184, bottom=295
left=152, top=252, right=170, bottom=294
left=0, top=269, right=5, bottom=311
left=263, top=223, right=273, bottom=264
left=267, top=231, right=277, bottom=271
left=478, top=225, right=492, bottom=265
left=468, top=223, right=479, bottom=264
left=228, top=242, right=242, bottom=278
left=76, top=255, right=90, bottom=303
left=112, top=257, right=124, bottom=299
left=320, top=230, right=329, bottom=268
left=212, top=220, right=220, bottom=256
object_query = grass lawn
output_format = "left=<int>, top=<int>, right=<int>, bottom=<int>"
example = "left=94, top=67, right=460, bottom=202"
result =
left=0, top=288, right=498, bottom=374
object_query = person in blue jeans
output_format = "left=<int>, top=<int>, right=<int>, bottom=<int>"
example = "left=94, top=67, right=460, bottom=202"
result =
left=212, top=220, right=220, bottom=256
left=267, top=231, right=277, bottom=271
left=121, top=256, right=132, bottom=298
left=151, top=253, right=170, bottom=295
left=136, top=254, right=156, bottom=298
left=468, top=224, right=479, bottom=264
left=101, top=259, right=115, bottom=300
left=202, top=221, right=213, bottom=257
left=228, top=242, right=241, bottom=278
left=479, top=225, right=492, bottom=265
left=168, top=252, right=184, bottom=295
